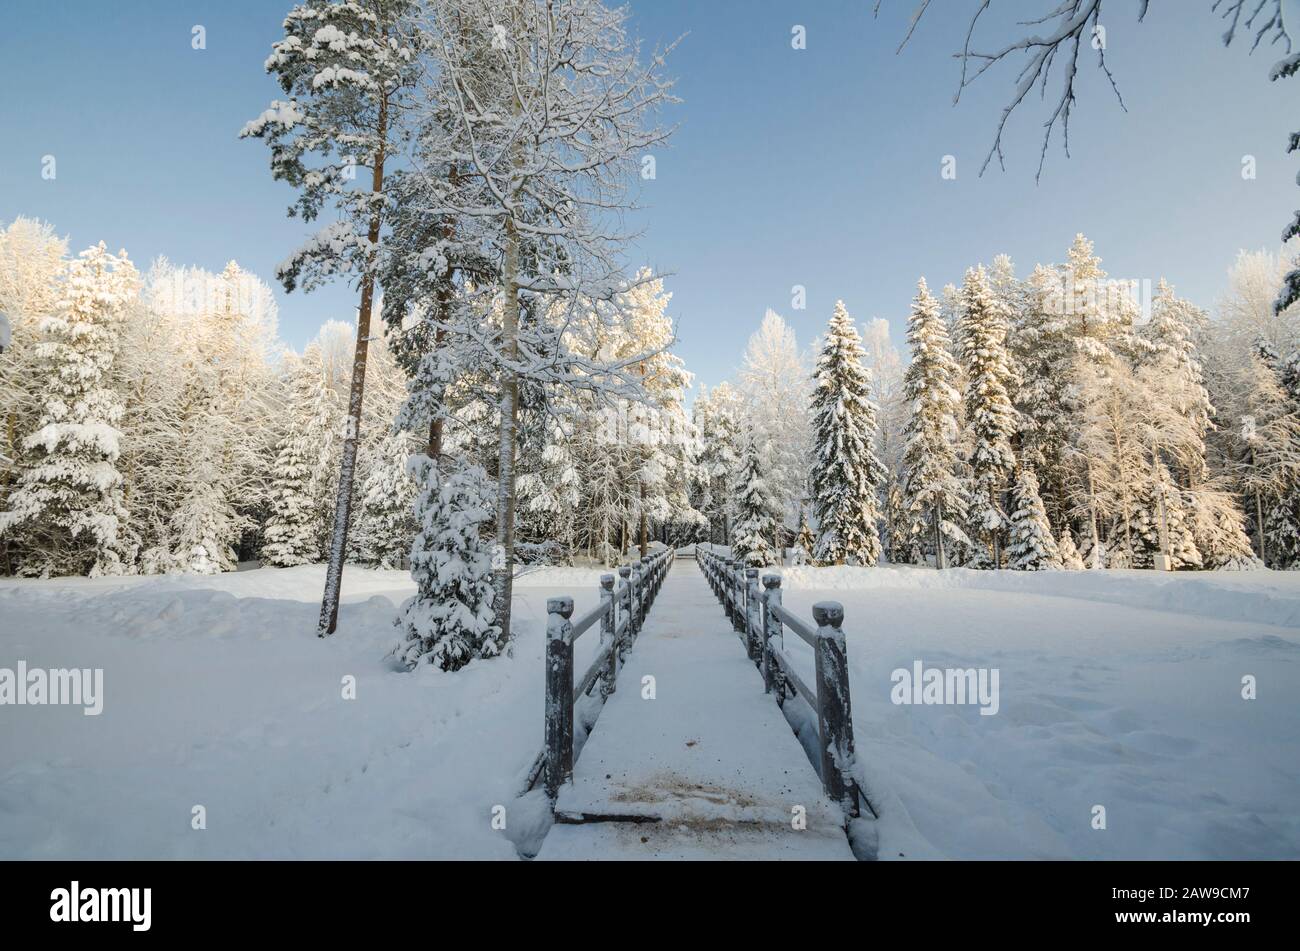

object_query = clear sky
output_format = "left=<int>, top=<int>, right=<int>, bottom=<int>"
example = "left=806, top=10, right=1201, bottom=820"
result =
left=1, top=1, right=1294, bottom=392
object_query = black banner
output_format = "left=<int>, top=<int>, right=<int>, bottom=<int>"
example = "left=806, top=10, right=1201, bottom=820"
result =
left=0, top=860, right=1285, bottom=938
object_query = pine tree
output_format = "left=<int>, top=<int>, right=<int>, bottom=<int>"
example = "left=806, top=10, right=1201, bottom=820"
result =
left=901, top=278, right=968, bottom=568
left=1007, top=468, right=1062, bottom=570
left=351, top=431, right=416, bottom=569
left=732, top=437, right=777, bottom=567
left=261, top=355, right=328, bottom=568
left=0, top=243, right=139, bottom=577
left=244, top=0, right=422, bottom=636
left=396, top=458, right=502, bottom=671
left=1131, top=464, right=1202, bottom=570
left=693, top=382, right=744, bottom=544
left=958, top=266, right=1017, bottom=567
left=1014, top=263, right=1075, bottom=524
left=170, top=478, right=244, bottom=574
left=1057, top=527, right=1085, bottom=570
left=0, top=219, right=68, bottom=573
left=809, top=301, right=886, bottom=566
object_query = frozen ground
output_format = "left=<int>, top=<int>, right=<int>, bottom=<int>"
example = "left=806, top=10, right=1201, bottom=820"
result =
left=1, top=561, right=1298, bottom=859
left=775, top=565, right=1300, bottom=859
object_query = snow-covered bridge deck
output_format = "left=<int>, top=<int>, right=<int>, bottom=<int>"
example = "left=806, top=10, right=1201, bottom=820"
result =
left=536, top=566, right=854, bottom=860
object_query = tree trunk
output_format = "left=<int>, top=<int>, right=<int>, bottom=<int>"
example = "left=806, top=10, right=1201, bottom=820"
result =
left=639, top=481, right=648, bottom=558
left=989, top=486, right=1001, bottom=569
left=492, top=211, right=522, bottom=645
left=317, top=95, right=387, bottom=638
left=934, top=500, right=947, bottom=569
left=1255, top=489, right=1266, bottom=564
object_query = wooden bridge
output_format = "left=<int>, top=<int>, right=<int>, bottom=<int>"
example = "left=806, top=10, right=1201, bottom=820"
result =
left=526, top=545, right=871, bottom=860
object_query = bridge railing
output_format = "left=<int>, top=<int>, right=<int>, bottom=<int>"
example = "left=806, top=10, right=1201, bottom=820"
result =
left=696, top=544, right=867, bottom=819
left=535, top=546, right=674, bottom=803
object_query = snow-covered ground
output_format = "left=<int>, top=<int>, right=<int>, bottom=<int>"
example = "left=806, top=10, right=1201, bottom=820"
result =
left=2, top=561, right=1297, bottom=860
left=0, top=563, right=606, bottom=859
left=775, top=565, right=1300, bottom=859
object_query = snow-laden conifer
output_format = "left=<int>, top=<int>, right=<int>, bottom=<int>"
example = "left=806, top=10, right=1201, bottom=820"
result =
left=396, top=458, right=502, bottom=671
left=901, top=278, right=968, bottom=568
left=1057, top=527, right=1085, bottom=570
left=732, top=437, right=778, bottom=567
left=958, top=266, right=1017, bottom=566
left=351, top=432, right=416, bottom=570
left=1007, top=468, right=1062, bottom=570
left=261, top=354, right=331, bottom=567
left=810, top=301, right=885, bottom=566
left=0, top=243, right=138, bottom=577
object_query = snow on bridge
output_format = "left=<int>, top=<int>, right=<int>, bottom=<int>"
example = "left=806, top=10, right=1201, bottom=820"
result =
left=535, top=559, right=856, bottom=860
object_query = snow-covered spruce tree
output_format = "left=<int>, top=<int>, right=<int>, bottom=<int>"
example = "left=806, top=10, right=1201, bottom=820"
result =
left=792, top=514, right=815, bottom=565
left=692, top=382, right=744, bottom=544
left=396, top=457, right=502, bottom=671
left=350, top=431, right=416, bottom=569
left=400, top=0, right=677, bottom=645
left=1007, top=468, right=1061, bottom=570
left=515, top=412, right=580, bottom=561
left=732, top=437, right=778, bottom=567
left=809, top=302, right=886, bottom=566
left=1014, top=263, right=1075, bottom=525
left=1057, top=527, right=1085, bottom=570
left=0, top=219, right=68, bottom=534
left=1060, top=234, right=1138, bottom=367
left=958, top=265, right=1017, bottom=567
left=1130, top=465, right=1202, bottom=570
left=243, top=0, right=422, bottom=635
left=260, top=353, right=330, bottom=567
left=901, top=278, right=968, bottom=569
left=0, top=243, right=139, bottom=577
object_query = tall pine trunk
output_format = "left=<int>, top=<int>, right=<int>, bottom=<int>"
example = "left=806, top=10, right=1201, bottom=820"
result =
left=933, top=499, right=947, bottom=569
left=317, top=97, right=387, bottom=638
left=492, top=211, right=522, bottom=644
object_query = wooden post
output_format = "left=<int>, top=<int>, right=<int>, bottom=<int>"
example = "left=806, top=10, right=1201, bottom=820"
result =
left=617, top=566, right=632, bottom=662
left=631, top=560, right=644, bottom=634
left=599, top=574, right=616, bottom=698
left=731, top=560, right=745, bottom=633
left=545, top=596, right=575, bottom=802
left=812, top=601, right=857, bottom=817
left=745, top=567, right=761, bottom=662
left=761, top=573, right=782, bottom=693
left=723, top=559, right=735, bottom=624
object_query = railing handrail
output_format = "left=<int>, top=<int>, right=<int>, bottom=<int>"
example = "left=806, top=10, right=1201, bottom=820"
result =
left=535, top=545, right=675, bottom=803
left=693, top=545, right=873, bottom=821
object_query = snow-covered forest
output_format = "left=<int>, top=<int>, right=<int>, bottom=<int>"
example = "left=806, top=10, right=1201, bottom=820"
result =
left=7, top=214, right=1300, bottom=590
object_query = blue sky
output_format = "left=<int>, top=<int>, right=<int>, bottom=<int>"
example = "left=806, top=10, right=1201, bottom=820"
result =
left=0, top=1, right=1294, bottom=391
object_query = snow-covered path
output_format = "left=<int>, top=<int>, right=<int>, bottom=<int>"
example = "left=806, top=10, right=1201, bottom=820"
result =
left=537, top=562, right=854, bottom=860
